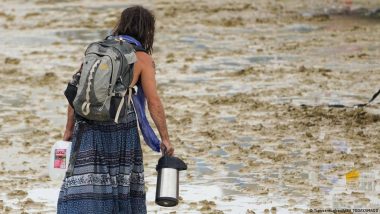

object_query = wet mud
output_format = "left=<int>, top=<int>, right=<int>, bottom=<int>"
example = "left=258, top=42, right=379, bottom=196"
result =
left=0, top=0, right=379, bottom=213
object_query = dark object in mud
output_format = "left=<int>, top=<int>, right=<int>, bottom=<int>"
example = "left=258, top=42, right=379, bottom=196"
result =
left=301, top=87, right=380, bottom=109
left=369, top=8, right=380, bottom=18
left=327, top=104, right=346, bottom=108
left=325, top=6, right=380, bottom=18
left=350, top=7, right=380, bottom=18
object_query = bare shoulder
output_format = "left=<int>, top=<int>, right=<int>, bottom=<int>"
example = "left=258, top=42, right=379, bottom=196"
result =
left=136, top=51, right=154, bottom=68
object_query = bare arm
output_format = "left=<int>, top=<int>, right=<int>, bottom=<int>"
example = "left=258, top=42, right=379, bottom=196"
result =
left=63, top=104, right=75, bottom=141
left=137, top=52, right=174, bottom=156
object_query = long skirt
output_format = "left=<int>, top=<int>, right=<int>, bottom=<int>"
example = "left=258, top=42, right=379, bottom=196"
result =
left=57, top=109, right=147, bottom=214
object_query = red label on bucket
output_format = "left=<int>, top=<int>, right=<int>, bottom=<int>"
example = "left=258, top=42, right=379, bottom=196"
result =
left=54, top=149, right=67, bottom=169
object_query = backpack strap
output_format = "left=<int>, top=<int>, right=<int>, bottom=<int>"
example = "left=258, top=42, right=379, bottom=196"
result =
left=133, top=45, right=147, bottom=53
left=65, top=122, right=85, bottom=178
left=113, top=86, right=133, bottom=123
left=109, top=35, right=146, bottom=52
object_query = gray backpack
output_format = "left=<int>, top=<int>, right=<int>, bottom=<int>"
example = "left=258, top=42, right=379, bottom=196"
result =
left=72, top=37, right=136, bottom=123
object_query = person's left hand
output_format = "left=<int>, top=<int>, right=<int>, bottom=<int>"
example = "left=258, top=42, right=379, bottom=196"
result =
left=160, top=140, right=174, bottom=156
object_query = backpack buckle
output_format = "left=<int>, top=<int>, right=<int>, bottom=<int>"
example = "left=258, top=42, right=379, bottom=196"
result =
left=114, top=37, right=123, bottom=45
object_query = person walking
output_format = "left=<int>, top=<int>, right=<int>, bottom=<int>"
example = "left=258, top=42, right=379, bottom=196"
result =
left=57, top=6, right=174, bottom=214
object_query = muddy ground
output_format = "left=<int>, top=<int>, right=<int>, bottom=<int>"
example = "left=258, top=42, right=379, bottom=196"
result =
left=0, top=0, right=379, bottom=213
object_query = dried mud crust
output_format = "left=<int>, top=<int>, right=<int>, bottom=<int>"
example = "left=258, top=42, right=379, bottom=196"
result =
left=204, top=92, right=380, bottom=149
left=164, top=92, right=380, bottom=189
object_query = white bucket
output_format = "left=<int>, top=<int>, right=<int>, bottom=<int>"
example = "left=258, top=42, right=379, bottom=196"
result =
left=48, top=140, right=72, bottom=181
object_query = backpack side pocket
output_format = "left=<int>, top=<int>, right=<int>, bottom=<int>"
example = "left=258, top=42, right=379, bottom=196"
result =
left=65, top=66, right=81, bottom=109
left=64, top=83, right=77, bottom=108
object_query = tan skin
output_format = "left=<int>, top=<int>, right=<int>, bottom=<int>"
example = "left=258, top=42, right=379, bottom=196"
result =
left=63, top=51, right=174, bottom=156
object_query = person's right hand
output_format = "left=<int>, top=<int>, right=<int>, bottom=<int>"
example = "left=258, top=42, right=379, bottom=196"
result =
left=63, top=129, right=73, bottom=141
left=160, top=140, right=174, bottom=156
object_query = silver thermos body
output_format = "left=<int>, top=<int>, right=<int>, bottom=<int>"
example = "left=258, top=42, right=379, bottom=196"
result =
left=155, top=155, right=187, bottom=207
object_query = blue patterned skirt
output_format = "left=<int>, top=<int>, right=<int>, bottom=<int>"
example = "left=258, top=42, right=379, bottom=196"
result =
left=57, top=108, right=146, bottom=214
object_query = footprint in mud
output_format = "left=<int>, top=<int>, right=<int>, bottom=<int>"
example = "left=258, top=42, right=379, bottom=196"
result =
left=7, top=189, right=28, bottom=199
left=38, top=72, right=59, bottom=85
left=246, top=209, right=255, bottom=214
left=19, top=198, right=45, bottom=210
left=4, top=57, right=21, bottom=65
left=198, top=199, right=217, bottom=212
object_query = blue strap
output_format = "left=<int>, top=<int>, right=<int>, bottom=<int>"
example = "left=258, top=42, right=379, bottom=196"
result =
left=113, top=35, right=160, bottom=152
left=132, top=86, right=161, bottom=152
left=118, top=35, right=142, bottom=48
